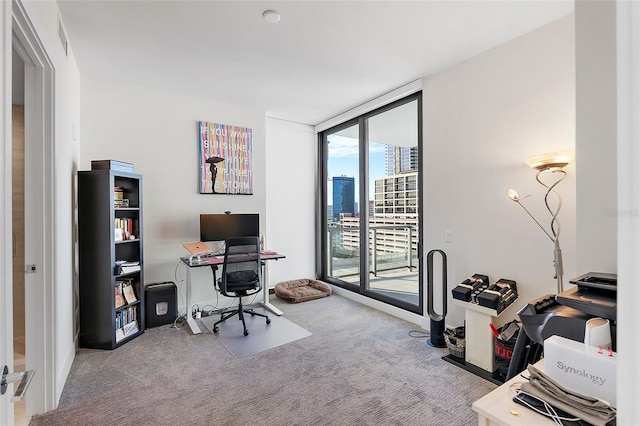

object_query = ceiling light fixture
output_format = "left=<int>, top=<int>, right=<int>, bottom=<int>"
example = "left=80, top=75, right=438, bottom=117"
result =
left=262, top=10, right=281, bottom=24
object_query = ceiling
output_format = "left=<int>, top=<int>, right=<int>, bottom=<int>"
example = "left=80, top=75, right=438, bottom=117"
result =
left=56, top=0, right=574, bottom=126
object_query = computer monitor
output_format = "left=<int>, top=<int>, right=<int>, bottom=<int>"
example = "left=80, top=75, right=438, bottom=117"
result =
left=199, top=213, right=260, bottom=243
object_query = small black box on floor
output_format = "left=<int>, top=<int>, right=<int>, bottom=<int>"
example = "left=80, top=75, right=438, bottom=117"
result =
left=145, top=282, right=177, bottom=328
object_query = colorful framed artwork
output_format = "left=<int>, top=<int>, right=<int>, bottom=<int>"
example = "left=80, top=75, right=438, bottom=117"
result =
left=198, top=121, right=253, bottom=194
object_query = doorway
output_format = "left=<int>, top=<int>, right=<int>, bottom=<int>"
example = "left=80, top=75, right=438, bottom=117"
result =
left=3, top=0, right=58, bottom=422
left=12, top=100, right=27, bottom=426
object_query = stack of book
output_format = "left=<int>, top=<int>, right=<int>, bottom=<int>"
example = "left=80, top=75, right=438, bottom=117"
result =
left=114, top=217, right=136, bottom=240
left=115, top=315, right=139, bottom=342
left=114, top=260, right=140, bottom=275
left=114, top=186, right=130, bottom=208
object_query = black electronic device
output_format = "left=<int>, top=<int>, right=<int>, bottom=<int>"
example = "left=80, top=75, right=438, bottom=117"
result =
left=512, top=393, right=590, bottom=425
left=507, top=273, right=618, bottom=381
left=557, top=272, right=617, bottom=320
left=569, top=271, right=617, bottom=291
left=517, top=294, right=593, bottom=345
left=199, top=213, right=259, bottom=243
left=145, top=282, right=177, bottom=328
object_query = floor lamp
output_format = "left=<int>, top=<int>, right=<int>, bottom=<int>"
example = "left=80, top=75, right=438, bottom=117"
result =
left=507, top=151, right=573, bottom=294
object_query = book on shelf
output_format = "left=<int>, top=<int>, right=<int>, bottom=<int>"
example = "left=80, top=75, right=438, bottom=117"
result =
left=123, top=282, right=137, bottom=304
left=114, top=217, right=136, bottom=240
left=115, top=328, right=125, bottom=342
left=116, top=306, right=138, bottom=330
left=115, top=284, right=126, bottom=308
left=122, top=320, right=139, bottom=337
left=115, top=260, right=140, bottom=275
left=114, top=186, right=124, bottom=201
left=120, top=265, right=140, bottom=274
left=114, top=199, right=129, bottom=208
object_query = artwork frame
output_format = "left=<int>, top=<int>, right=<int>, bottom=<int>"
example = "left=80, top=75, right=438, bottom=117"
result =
left=198, top=121, right=253, bottom=194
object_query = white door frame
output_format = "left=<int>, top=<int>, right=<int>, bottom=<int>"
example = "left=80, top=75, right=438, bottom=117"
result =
left=1, top=0, right=14, bottom=422
left=2, top=0, right=56, bottom=422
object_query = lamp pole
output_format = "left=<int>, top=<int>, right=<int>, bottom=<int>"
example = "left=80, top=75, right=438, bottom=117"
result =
left=508, top=151, right=571, bottom=294
left=535, top=167, right=567, bottom=294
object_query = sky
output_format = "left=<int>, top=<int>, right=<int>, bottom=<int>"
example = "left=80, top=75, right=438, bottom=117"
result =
left=327, top=134, right=387, bottom=209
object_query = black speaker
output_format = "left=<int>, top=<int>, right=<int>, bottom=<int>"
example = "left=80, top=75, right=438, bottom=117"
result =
left=145, top=282, right=177, bottom=328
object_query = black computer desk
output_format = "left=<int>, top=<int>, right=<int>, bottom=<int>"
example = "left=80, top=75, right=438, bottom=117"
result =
left=180, top=251, right=286, bottom=334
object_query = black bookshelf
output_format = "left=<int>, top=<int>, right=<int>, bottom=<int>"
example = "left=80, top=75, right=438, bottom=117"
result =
left=77, top=169, right=144, bottom=349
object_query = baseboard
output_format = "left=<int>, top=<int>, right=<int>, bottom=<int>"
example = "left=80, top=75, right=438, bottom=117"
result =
left=329, top=285, right=426, bottom=328
left=57, top=339, right=77, bottom=404
left=441, top=354, right=505, bottom=385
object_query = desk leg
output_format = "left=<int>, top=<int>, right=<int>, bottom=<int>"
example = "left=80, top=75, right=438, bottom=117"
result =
left=259, top=260, right=283, bottom=316
left=185, top=266, right=201, bottom=334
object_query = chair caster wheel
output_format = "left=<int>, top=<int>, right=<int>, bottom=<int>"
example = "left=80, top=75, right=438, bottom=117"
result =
left=266, top=318, right=271, bottom=325
left=213, top=326, right=219, bottom=333
left=244, top=330, right=249, bottom=336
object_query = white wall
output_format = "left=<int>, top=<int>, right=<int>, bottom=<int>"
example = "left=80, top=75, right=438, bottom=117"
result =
left=422, top=15, right=576, bottom=328
left=575, top=0, right=617, bottom=273
left=265, top=118, right=316, bottom=284
left=615, top=1, right=640, bottom=422
left=80, top=77, right=269, bottom=312
left=16, top=0, right=81, bottom=409
left=1, top=0, right=80, bottom=417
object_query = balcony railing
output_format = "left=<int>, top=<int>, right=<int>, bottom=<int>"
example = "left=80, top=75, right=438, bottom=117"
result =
left=327, top=225, right=418, bottom=279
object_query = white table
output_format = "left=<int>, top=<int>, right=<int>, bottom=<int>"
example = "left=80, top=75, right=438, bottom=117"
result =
left=181, top=251, right=285, bottom=334
left=472, top=360, right=555, bottom=426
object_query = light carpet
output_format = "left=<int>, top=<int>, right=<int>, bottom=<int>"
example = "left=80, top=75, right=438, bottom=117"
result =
left=30, top=294, right=498, bottom=426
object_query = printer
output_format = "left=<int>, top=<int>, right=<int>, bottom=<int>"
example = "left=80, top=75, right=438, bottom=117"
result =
left=506, top=272, right=617, bottom=380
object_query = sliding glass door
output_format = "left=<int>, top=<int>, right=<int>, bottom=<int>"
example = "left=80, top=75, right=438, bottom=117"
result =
left=319, top=93, right=422, bottom=314
left=325, top=122, right=361, bottom=287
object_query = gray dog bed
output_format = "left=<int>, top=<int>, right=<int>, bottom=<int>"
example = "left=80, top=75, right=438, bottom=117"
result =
left=274, top=278, right=332, bottom=303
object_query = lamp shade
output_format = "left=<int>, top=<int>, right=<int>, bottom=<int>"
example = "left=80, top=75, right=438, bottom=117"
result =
left=525, top=151, right=574, bottom=170
left=507, top=188, right=520, bottom=201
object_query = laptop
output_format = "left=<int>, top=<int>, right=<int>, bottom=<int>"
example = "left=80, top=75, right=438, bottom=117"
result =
left=182, top=241, right=213, bottom=256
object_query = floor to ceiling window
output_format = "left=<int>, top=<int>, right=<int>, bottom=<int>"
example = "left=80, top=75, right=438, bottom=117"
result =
left=318, top=92, right=422, bottom=314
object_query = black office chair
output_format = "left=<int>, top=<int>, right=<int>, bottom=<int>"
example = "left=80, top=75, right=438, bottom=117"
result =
left=212, top=236, right=271, bottom=336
